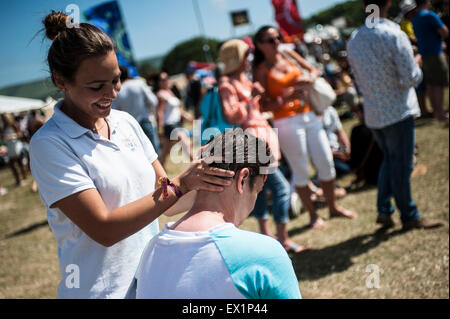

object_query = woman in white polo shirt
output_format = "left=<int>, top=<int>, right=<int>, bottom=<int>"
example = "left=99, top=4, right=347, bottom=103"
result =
left=29, top=11, right=234, bottom=299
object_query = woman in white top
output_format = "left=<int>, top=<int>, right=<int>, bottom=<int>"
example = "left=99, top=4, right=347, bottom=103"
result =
left=152, top=72, right=193, bottom=167
left=29, top=11, right=234, bottom=299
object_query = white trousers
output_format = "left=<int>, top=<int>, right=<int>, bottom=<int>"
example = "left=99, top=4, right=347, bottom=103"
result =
left=274, top=111, right=335, bottom=187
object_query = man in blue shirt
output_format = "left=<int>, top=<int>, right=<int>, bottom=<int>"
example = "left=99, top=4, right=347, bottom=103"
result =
left=411, top=0, right=449, bottom=121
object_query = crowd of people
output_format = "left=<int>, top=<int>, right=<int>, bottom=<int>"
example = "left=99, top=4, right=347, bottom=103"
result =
left=0, top=0, right=447, bottom=299
left=0, top=110, right=45, bottom=195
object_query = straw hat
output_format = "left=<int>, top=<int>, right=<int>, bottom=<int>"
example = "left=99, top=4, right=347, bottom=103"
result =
left=219, top=39, right=249, bottom=75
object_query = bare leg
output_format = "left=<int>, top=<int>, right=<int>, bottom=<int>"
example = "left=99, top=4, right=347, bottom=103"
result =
left=258, top=219, right=274, bottom=238
left=19, top=160, right=27, bottom=180
left=320, top=179, right=357, bottom=219
left=276, top=222, right=309, bottom=253
left=9, top=159, right=20, bottom=185
left=296, top=185, right=326, bottom=228
left=428, top=85, right=448, bottom=121
left=417, top=93, right=432, bottom=117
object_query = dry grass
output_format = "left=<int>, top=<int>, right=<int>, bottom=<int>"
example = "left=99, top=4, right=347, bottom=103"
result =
left=0, top=115, right=448, bottom=299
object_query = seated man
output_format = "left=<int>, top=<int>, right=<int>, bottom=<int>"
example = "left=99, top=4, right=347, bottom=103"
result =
left=129, top=129, right=301, bottom=299
left=318, top=106, right=352, bottom=177
left=349, top=103, right=383, bottom=187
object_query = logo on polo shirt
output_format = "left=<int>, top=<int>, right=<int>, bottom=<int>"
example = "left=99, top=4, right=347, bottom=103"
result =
left=122, top=134, right=140, bottom=152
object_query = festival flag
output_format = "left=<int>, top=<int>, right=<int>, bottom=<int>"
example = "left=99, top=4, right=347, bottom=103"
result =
left=271, top=0, right=304, bottom=42
left=84, top=1, right=139, bottom=77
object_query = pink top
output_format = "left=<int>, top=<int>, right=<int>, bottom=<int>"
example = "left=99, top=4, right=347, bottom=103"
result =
left=219, top=77, right=281, bottom=162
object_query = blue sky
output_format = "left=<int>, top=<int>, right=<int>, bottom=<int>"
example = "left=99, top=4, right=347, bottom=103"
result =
left=0, top=0, right=347, bottom=88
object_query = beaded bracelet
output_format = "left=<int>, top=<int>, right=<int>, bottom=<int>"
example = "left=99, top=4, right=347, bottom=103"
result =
left=158, top=177, right=183, bottom=199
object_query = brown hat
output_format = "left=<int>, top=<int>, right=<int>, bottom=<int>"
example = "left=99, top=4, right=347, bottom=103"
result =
left=219, top=39, right=249, bottom=75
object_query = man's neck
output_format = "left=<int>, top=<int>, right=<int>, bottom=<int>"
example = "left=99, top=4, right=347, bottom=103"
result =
left=170, top=192, right=237, bottom=231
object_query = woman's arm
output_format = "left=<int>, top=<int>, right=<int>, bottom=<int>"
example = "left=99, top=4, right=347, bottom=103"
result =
left=253, top=67, right=281, bottom=113
left=179, top=107, right=194, bottom=123
left=332, top=128, right=351, bottom=161
left=156, top=93, right=166, bottom=132
left=254, top=66, right=307, bottom=112
left=284, top=49, right=320, bottom=79
left=152, top=159, right=167, bottom=189
left=53, top=159, right=234, bottom=247
left=336, top=128, right=351, bottom=159
left=218, top=81, right=248, bottom=124
left=152, top=159, right=194, bottom=217
left=54, top=185, right=177, bottom=247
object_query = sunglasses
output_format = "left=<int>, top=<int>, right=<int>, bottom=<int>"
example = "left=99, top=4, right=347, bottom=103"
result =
left=260, top=35, right=282, bottom=45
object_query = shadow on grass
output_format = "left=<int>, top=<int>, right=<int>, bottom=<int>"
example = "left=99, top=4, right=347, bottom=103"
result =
left=3, top=220, right=49, bottom=239
left=414, top=117, right=436, bottom=127
left=344, top=183, right=377, bottom=195
left=289, top=228, right=405, bottom=281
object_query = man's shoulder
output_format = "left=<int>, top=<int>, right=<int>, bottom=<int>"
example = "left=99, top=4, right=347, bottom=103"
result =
left=422, top=10, right=440, bottom=19
left=413, top=10, right=439, bottom=22
left=211, top=225, right=287, bottom=260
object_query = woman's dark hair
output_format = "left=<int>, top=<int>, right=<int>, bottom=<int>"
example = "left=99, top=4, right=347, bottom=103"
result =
left=148, top=72, right=163, bottom=93
left=252, top=25, right=280, bottom=72
left=43, top=11, right=116, bottom=85
left=119, top=65, right=129, bottom=83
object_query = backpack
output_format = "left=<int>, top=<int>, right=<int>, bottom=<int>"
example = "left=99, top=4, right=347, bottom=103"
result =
left=200, top=87, right=235, bottom=145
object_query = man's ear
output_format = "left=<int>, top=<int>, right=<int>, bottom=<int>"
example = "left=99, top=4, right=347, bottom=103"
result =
left=236, top=168, right=250, bottom=194
left=53, top=72, right=66, bottom=91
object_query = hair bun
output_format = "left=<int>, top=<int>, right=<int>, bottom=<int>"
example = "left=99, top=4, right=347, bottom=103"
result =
left=43, top=11, right=69, bottom=41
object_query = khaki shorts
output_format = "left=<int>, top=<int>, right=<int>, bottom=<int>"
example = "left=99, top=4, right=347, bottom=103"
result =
left=422, top=53, right=449, bottom=87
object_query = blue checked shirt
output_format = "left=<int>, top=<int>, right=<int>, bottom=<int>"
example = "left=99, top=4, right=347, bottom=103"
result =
left=347, top=18, right=422, bottom=129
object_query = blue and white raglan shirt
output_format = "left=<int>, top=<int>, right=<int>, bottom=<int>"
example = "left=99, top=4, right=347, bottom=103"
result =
left=132, top=222, right=301, bottom=299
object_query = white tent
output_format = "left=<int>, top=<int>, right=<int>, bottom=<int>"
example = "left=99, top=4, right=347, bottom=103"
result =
left=0, top=95, right=45, bottom=114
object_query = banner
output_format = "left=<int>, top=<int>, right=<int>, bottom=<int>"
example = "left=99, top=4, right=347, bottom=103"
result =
left=230, top=10, right=249, bottom=27
left=84, top=1, right=139, bottom=77
left=271, top=0, right=304, bottom=42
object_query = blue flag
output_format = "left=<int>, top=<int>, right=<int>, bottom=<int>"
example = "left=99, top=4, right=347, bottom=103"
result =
left=84, top=1, right=139, bottom=77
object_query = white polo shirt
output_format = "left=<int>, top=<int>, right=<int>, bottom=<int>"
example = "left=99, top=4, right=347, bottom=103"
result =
left=29, top=100, right=159, bottom=298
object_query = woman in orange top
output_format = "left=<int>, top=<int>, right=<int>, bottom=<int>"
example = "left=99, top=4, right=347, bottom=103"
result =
left=253, top=26, right=356, bottom=229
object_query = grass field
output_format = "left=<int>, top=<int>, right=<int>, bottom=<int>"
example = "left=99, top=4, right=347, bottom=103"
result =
left=0, top=114, right=448, bottom=299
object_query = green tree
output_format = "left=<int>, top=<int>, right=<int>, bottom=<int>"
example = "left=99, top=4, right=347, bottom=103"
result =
left=161, top=37, right=221, bottom=75
left=137, top=61, right=159, bottom=77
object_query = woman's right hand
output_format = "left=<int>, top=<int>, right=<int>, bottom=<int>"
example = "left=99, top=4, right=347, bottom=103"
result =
left=172, top=159, right=235, bottom=195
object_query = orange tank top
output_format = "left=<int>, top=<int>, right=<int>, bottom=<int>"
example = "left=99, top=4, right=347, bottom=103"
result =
left=261, top=60, right=311, bottom=120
